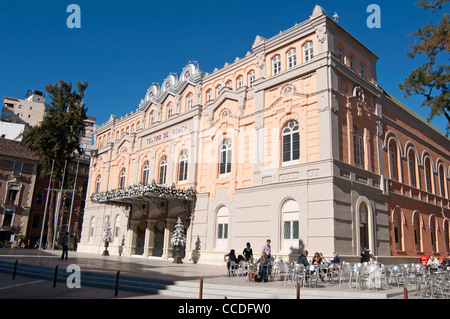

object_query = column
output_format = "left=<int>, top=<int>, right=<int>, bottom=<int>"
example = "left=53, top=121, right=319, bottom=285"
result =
left=124, top=220, right=139, bottom=256
left=144, top=219, right=157, bottom=257
left=162, top=218, right=176, bottom=259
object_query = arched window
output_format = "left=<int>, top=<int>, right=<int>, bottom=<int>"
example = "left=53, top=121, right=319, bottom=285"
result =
left=287, top=48, right=297, bottom=69
left=119, top=168, right=126, bottom=189
left=113, top=215, right=121, bottom=243
left=282, top=200, right=299, bottom=251
left=216, top=85, right=222, bottom=98
left=430, top=215, right=437, bottom=252
left=272, top=55, right=281, bottom=75
left=424, top=157, right=433, bottom=193
left=237, top=76, right=243, bottom=89
left=282, top=121, right=300, bottom=163
left=248, top=70, right=255, bottom=88
left=408, top=149, right=417, bottom=188
left=207, top=89, right=212, bottom=101
left=359, top=202, right=369, bottom=252
left=353, top=125, right=364, bottom=168
left=438, top=163, right=447, bottom=197
left=167, top=102, right=173, bottom=120
left=89, top=217, right=96, bottom=242
left=393, top=207, right=403, bottom=251
left=388, top=141, right=399, bottom=181
left=150, top=111, right=155, bottom=126
left=95, top=175, right=101, bottom=193
left=303, top=42, right=314, bottom=63
left=216, top=206, right=229, bottom=250
left=444, top=219, right=450, bottom=252
left=186, top=92, right=193, bottom=110
left=142, top=161, right=149, bottom=185
left=179, top=150, right=189, bottom=182
left=219, top=139, right=232, bottom=175
left=226, top=80, right=232, bottom=89
left=159, top=156, right=167, bottom=185
left=413, top=212, right=422, bottom=252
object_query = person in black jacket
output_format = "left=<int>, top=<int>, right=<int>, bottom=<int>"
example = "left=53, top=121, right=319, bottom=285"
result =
left=297, top=250, right=309, bottom=266
left=61, top=232, right=70, bottom=260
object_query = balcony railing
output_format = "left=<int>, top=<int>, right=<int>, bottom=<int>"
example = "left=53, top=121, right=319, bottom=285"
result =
left=386, top=178, right=449, bottom=209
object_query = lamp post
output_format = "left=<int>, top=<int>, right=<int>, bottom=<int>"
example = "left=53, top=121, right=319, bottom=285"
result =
left=102, top=222, right=112, bottom=256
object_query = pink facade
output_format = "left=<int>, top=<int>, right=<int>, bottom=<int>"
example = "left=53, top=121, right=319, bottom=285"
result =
left=79, top=6, right=449, bottom=264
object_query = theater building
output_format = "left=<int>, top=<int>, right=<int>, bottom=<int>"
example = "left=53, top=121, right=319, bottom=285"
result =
left=78, top=6, right=449, bottom=264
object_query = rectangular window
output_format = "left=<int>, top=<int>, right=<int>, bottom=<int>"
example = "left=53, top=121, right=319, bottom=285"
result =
left=2, top=209, right=14, bottom=227
left=284, top=221, right=291, bottom=239
left=292, top=221, right=299, bottom=239
left=217, top=223, right=228, bottom=239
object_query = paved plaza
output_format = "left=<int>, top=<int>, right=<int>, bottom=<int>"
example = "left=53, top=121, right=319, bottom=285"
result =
left=0, top=248, right=422, bottom=300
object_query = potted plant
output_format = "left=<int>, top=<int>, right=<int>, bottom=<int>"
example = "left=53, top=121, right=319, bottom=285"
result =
left=191, top=235, right=201, bottom=264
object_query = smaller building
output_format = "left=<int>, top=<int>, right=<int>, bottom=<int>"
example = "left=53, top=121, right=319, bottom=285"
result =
left=0, top=138, right=39, bottom=244
left=2, top=90, right=46, bottom=128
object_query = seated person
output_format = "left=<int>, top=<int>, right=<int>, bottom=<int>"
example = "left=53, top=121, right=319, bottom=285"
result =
left=224, top=249, right=239, bottom=276
left=257, top=252, right=271, bottom=282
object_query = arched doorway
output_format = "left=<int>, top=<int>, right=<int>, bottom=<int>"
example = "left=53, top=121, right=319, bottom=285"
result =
left=135, top=216, right=146, bottom=255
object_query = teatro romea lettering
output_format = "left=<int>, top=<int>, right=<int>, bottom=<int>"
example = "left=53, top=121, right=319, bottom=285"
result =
left=143, top=125, right=188, bottom=147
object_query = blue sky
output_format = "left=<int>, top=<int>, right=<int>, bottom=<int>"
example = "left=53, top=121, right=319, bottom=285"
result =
left=0, top=0, right=448, bottom=134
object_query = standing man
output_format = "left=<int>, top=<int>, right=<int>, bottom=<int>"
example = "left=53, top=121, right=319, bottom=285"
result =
left=261, top=239, right=271, bottom=258
left=61, top=232, right=70, bottom=260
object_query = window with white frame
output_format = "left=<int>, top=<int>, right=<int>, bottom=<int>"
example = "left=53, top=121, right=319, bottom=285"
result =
left=142, top=161, right=149, bottom=185
left=303, top=42, right=314, bottom=63
left=1, top=209, right=14, bottom=228
left=167, top=102, right=173, bottom=119
left=119, top=168, right=126, bottom=189
left=237, top=76, right=243, bottom=89
left=287, top=48, right=297, bottom=69
left=226, top=80, right=232, bottom=89
left=272, top=55, right=281, bottom=75
left=186, top=93, right=193, bottom=110
left=89, top=217, right=96, bottom=242
left=219, top=139, right=232, bottom=175
left=114, top=215, right=121, bottom=243
left=282, top=121, right=300, bottom=163
left=216, top=85, right=222, bottom=98
left=178, top=150, right=189, bottom=182
left=150, top=111, right=155, bottom=126
left=207, top=89, right=212, bottom=101
left=248, top=71, right=255, bottom=88
left=159, top=156, right=167, bottom=185
left=353, top=125, right=364, bottom=168
left=216, top=206, right=229, bottom=250
left=95, top=175, right=101, bottom=193
left=282, top=200, right=299, bottom=251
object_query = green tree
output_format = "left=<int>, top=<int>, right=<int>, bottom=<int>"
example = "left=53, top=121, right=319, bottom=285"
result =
left=399, top=0, right=450, bottom=131
left=22, top=80, right=88, bottom=248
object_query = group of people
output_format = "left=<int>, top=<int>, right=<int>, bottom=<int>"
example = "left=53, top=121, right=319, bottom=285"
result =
left=224, top=240, right=271, bottom=281
left=225, top=240, right=341, bottom=283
